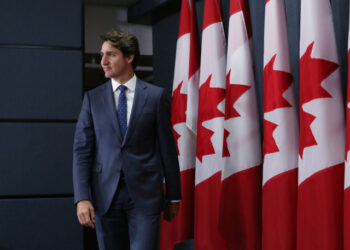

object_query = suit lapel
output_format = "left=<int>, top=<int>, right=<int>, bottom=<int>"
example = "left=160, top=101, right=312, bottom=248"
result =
left=122, top=78, right=148, bottom=147
left=104, top=80, right=123, bottom=143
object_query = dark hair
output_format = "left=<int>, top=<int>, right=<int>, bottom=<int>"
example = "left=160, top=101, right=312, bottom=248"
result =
left=100, top=30, right=140, bottom=69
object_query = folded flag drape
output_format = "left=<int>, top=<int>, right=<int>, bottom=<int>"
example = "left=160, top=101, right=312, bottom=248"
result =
left=262, top=0, right=299, bottom=249
left=298, top=0, right=345, bottom=249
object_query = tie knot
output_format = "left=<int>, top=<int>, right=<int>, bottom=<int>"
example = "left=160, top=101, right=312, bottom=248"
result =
left=118, top=85, right=126, bottom=93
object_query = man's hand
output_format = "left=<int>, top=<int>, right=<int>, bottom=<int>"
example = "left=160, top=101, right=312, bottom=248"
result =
left=163, top=201, right=180, bottom=222
left=77, top=200, right=95, bottom=229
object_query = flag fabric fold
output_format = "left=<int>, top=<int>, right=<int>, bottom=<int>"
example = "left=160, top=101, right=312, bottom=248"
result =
left=194, top=0, right=227, bottom=248
left=262, top=0, right=299, bottom=249
left=344, top=2, right=350, bottom=249
left=160, top=0, right=200, bottom=249
left=218, top=0, right=262, bottom=249
left=298, top=0, right=345, bottom=249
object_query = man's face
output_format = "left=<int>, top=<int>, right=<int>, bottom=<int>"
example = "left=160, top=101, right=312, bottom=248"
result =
left=100, top=41, right=133, bottom=79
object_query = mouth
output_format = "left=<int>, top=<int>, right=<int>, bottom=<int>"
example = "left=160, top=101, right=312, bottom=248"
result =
left=103, top=67, right=111, bottom=72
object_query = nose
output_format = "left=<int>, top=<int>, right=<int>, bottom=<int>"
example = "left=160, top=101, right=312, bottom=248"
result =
left=101, top=55, right=108, bottom=66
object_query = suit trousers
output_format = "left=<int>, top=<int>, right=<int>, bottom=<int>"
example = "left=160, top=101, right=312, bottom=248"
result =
left=94, top=175, right=161, bottom=250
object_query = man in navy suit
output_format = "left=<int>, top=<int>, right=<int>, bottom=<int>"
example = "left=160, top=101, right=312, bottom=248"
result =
left=73, top=30, right=181, bottom=250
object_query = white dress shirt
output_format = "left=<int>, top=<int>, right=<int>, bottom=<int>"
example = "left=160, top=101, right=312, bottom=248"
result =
left=111, top=74, right=137, bottom=125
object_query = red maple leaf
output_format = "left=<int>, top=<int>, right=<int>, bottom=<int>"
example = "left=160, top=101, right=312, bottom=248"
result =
left=196, top=74, right=225, bottom=162
left=222, top=129, right=230, bottom=157
left=171, top=81, right=187, bottom=155
left=225, top=70, right=251, bottom=120
left=263, top=119, right=279, bottom=156
left=263, top=54, right=293, bottom=113
left=171, top=81, right=187, bottom=125
left=299, top=42, right=338, bottom=158
left=299, top=110, right=317, bottom=158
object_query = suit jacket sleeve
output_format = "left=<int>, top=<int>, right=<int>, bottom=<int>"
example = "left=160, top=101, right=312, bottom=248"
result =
left=156, top=89, right=182, bottom=201
left=73, top=92, right=95, bottom=204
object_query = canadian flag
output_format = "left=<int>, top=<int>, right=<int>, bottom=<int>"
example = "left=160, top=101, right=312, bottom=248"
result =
left=262, top=0, right=298, bottom=249
left=298, top=0, right=345, bottom=249
left=344, top=3, right=350, bottom=249
left=194, top=0, right=226, bottom=248
left=218, top=0, right=262, bottom=249
left=160, top=0, right=200, bottom=249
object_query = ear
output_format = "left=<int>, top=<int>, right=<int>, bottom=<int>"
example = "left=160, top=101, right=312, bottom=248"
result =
left=126, top=54, right=135, bottom=65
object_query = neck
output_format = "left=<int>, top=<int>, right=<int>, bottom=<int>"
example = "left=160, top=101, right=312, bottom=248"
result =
left=113, top=70, right=134, bottom=84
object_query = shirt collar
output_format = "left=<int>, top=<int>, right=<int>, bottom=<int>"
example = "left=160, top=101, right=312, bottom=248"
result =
left=111, top=74, right=137, bottom=92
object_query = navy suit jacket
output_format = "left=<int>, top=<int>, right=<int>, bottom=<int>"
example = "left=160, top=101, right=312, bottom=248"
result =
left=73, top=78, right=181, bottom=215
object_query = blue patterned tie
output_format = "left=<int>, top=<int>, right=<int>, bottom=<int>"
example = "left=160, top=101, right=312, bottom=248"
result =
left=117, top=85, right=127, bottom=139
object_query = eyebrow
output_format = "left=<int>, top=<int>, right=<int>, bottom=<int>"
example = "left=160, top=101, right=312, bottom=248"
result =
left=100, top=51, right=116, bottom=55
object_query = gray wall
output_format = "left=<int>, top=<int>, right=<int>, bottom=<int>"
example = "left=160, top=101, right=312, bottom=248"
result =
left=0, top=0, right=84, bottom=249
